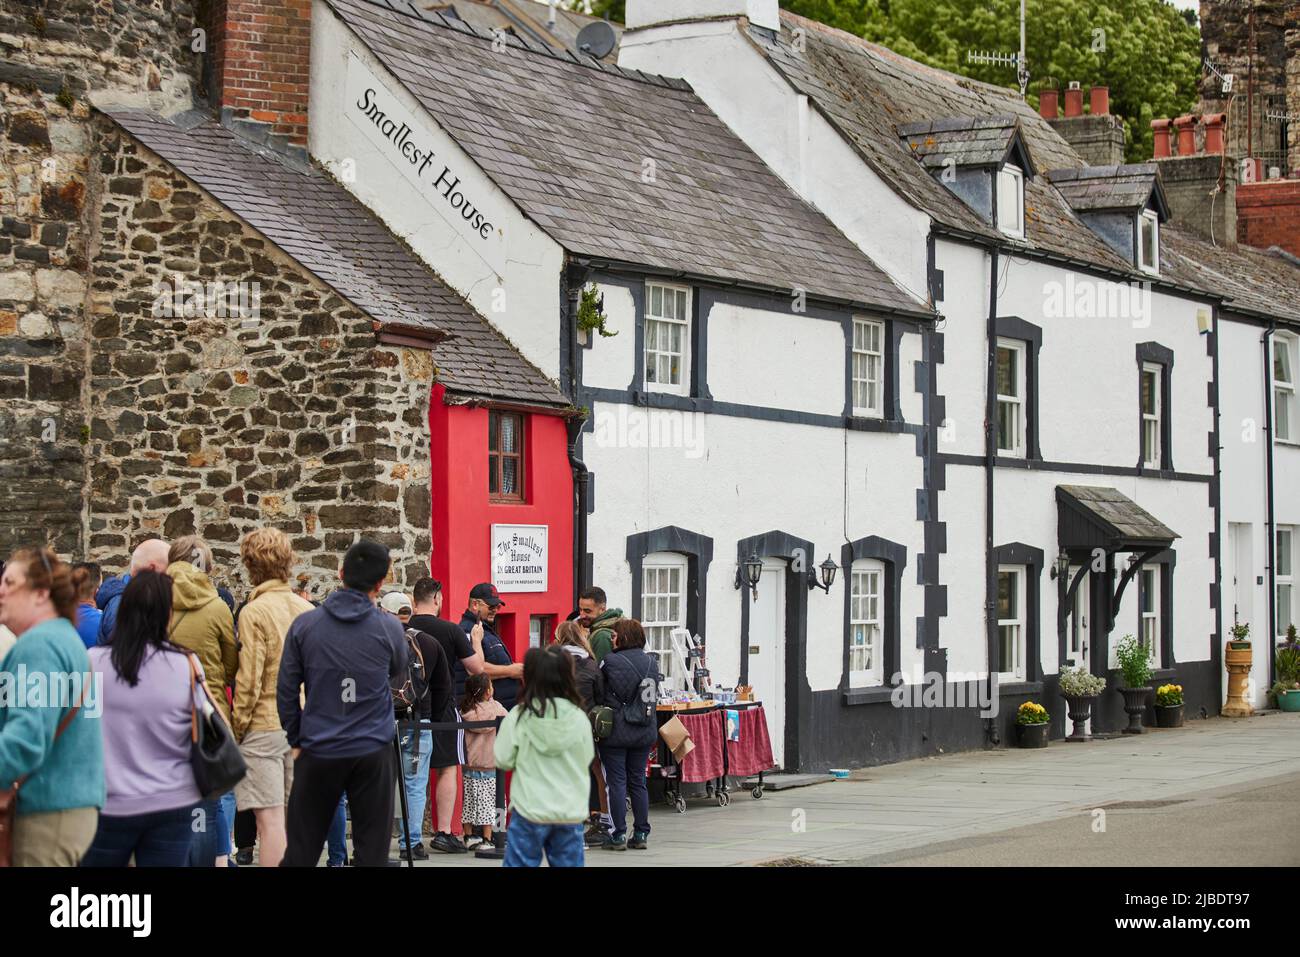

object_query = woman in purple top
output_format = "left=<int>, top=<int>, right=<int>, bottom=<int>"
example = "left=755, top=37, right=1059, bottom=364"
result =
left=83, top=571, right=204, bottom=867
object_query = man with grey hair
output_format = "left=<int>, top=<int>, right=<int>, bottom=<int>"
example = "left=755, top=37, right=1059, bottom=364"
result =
left=94, top=538, right=170, bottom=643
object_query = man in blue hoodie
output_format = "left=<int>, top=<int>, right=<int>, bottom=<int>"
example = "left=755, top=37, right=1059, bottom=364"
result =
left=94, top=539, right=170, bottom=643
left=278, top=539, right=407, bottom=867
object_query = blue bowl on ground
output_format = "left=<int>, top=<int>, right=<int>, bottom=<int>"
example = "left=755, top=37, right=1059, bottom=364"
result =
left=829, top=769, right=850, bottom=779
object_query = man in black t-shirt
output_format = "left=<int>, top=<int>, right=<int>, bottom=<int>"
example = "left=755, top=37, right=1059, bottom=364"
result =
left=407, top=577, right=484, bottom=855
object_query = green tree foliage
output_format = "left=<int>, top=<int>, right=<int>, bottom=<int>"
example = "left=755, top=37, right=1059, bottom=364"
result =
left=565, top=1, right=1199, bottom=164
left=782, top=0, right=1200, bottom=163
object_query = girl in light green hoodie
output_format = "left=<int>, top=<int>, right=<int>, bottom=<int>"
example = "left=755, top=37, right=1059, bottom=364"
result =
left=496, top=645, right=595, bottom=867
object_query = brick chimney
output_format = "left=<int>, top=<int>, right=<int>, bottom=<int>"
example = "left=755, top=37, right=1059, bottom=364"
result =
left=1152, top=114, right=1238, bottom=244
left=1237, top=180, right=1300, bottom=256
left=1046, top=80, right=1125, bottom=166
left=1038, top=87, right=1059, bottom=119
left=206, top=0, right=312, bottom=158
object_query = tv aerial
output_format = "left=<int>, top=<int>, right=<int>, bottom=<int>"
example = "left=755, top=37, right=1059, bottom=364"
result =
left=965, top=0, right=1029, bottom=98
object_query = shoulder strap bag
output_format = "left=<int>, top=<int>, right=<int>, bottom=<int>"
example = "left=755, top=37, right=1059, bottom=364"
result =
left=188, top=653, right=248, bottom=800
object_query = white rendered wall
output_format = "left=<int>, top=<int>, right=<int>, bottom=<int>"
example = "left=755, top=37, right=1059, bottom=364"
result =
left=309, top=1, right=565, bottom=378
left=618, top=20, right=932, bottom=301
left=625, top=0, right=780, bottom=30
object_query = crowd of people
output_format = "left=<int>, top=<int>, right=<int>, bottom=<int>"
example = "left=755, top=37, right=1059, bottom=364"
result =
left=0, top=532, right=662, bottom=867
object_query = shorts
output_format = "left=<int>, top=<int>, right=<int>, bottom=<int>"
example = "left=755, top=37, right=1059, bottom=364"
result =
left=235, top=729, right=293, bottom=810
left=461, top=769, right=497, bottom=827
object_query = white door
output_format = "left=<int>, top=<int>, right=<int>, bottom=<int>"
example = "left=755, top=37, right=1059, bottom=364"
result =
left=1066, top=567, right=1091, bottom=735
left=747, top=561, right=786, bottom=768
left=1229, top=522, right=1254, bottom=630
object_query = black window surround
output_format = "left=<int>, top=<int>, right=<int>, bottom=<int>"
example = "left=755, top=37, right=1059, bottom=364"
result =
left=630, top=281, right=710, bottom=400
left=993, top=315, right=1042, bottom=462
left=626, top=526, right=714, bottom=641
left=843, top=315, right=903, bottom=423
left=1135, top=548, right=1176, bottom=669
left=1135, top=341, right=1174, bottom=472
left=840, top=535, right=908, bottom=703
left=992, top=541, right=1044, bottom=688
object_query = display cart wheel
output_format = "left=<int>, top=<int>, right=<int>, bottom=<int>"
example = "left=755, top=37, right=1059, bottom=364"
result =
left=751, top=785, right=764, bottom=799
left=717, top=790, right=730, bottom=807
left=675, top=796, right=687, bottom=814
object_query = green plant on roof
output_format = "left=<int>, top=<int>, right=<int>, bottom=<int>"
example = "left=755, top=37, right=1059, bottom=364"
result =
left=576, top=283, right=616, bottom=338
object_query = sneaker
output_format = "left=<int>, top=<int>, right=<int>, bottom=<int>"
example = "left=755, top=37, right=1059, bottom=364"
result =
left=400, top=843, right=428, bottom=861
left=601, top=834, right=627, bottom=852
left=234, top=848, right=254, bottom=866
left=430, top=833, right=469, bottom=854
left=628, top=832, right=649, bottom=850
left=583, top=823, right=608, bottom=847
left=463, top=835, right=485, bottom=850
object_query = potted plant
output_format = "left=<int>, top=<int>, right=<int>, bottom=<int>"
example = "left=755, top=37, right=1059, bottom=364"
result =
left=1115, top=634, right=1153, bottom=734
left=1154, top=683, right=1184, bottom=727
left=1271, top=627, right=1300, bottom=712
left=1015, top=701, right=1050, bottom=748
left=1059, top=667, right=1106, bottom=742
left=1224, top=622, right=1254, bottom=717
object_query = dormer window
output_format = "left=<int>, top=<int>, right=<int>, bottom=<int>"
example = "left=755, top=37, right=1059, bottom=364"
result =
left=996, top=164, right=1025, bottom=238
left=1138, top=209, right=1159, bottom=274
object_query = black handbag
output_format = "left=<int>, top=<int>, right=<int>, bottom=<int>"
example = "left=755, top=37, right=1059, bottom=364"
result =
left=187, top=654, right=248, bottom=799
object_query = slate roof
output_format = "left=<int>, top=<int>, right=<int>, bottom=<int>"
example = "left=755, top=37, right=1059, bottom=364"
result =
left=744, top=12, right=1141, bottom=276
left=324, top=0, right=929, bottom=315
left=104, top=107, right=568, bottom=407
left=1045, top=165, right=1168, bottom=217
left=897, top=115, right=1028, bottom=172
left=1057, top=485, right=1179, bottom=547
left=431, top=0, right=622, bottom=61
left=1159, top=228, right=1300, bottom=326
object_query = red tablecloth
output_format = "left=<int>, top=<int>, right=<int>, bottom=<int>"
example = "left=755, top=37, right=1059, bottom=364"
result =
left=675, top=710, right=725, bottom=783
left=724, top=705, right=775, bottom=777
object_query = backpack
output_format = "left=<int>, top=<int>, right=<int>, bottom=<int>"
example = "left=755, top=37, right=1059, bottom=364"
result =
left=392, top=629, right=429, bottom=717
left=616, top=655, right=656, bottom=727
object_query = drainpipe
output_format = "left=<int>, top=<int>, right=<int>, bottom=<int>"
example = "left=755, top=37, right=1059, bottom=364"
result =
left=564, top=274, right=589, bottom=609
left=1264, top=322, right=1277, bottom=684
left=985, top=246, right=1000, bottom=746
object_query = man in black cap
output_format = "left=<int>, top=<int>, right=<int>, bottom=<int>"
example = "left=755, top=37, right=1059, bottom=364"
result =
left=458, top=583, right=523, bottom=711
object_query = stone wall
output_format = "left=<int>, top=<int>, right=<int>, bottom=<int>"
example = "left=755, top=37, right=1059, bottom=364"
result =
left=0, top=0, right=198, bottom=557
left=87, top=120, right=434, bottom=596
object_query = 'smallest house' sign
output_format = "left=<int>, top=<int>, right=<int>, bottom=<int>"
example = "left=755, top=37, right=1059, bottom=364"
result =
left=492, top=524, right=548, bottom=594
left=344, top=52, right=507, bottom=277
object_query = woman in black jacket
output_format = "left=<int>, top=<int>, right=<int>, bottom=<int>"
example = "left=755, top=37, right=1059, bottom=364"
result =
left=596, top=618, right=661, bottom=851
left=554, top=621, right=602, bottom=710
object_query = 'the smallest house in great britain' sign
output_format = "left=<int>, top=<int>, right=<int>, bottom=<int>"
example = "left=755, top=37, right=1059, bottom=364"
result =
left=491, top=524, right=548, bottom=593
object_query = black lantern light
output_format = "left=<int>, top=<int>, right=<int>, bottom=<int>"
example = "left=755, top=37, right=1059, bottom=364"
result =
left=734, top=553, right=763, bottom=601
left=1050, top=550, right=1070, bottom=580
left=808, top=554, right=839, bottom=593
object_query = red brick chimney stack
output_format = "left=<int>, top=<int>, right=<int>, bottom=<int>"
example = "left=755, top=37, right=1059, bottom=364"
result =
left=1063, top=81, right=1083, bottom=118
left=208, top=0, right=312, bottom=156
left=1038, top=87, right=1059, bottom=119
left=1203, top=113, right=1227, bottom=155
left=1151, top=118, right=1172, bottom=158
left=1088, top=86, right=1108, bottom=116
left=1173, top=114, right=1197, bottom=156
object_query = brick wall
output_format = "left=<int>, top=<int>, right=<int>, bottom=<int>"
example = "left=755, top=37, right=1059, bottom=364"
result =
left=0, top=0, right=198, bottom=558
left=1237, top=179, right=1300, bottom=256
left=208, top=0, right=311, bottom=157
left=85, top=119, right=434, bottom=593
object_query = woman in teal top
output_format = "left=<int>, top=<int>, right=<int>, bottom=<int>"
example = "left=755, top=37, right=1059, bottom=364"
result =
left=0, top=548, right=105, bottom=866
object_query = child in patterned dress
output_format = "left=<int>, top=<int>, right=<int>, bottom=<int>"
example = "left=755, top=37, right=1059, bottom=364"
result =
left=460, top=674, right=507, bottom=848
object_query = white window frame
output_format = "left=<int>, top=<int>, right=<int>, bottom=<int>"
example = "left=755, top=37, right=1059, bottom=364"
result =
left=851, top=318, right=885, bottom=418
left=641, top=551, right=688, bottom=683
left=1138, top=209, right=1160, bottom=274
left=848, top=559, right=884, bottom=687
left=1141, top=362, right=1162, bottom=469
left=995, top=338, right=1026, bottom=457
left=1278, top=526, right=1295, bottom=641
left=996, top=164, right=1024, bottom=238
left=1275, top=335, right=1296, bottom=444
left=643, top=282, right=691, bottom=396
left=1139, top=566, right=1161, bottom=667
left=996, top=565, right=1025, bottom=682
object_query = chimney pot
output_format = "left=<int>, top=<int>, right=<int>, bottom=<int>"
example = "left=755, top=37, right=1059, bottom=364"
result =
left=1151, top=118, right=1173, bottom=159
left=1063, top=82, right=1083, bottom=118
left=1203, top=112, right=1227, bottom=155
left=1038, top=88, right=1059, bottom=119
left=1088, top=85, right=1109, bottom=116
left=1173, top=114, right=1197, bottom=155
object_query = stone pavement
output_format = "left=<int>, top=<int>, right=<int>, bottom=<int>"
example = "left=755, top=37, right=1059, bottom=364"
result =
left=403, top=711, right=1300, bottom=867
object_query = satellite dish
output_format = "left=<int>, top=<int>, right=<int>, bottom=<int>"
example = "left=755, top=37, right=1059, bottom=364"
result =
left=576, top=20, right=616, bottom=60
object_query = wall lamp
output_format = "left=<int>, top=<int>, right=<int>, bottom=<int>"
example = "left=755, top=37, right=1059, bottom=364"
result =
left=734, top=554, right=763, bottom=601
left=808, top=554, right=839, bottom=593
left=1049, top=550, right=1070, bottom=580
